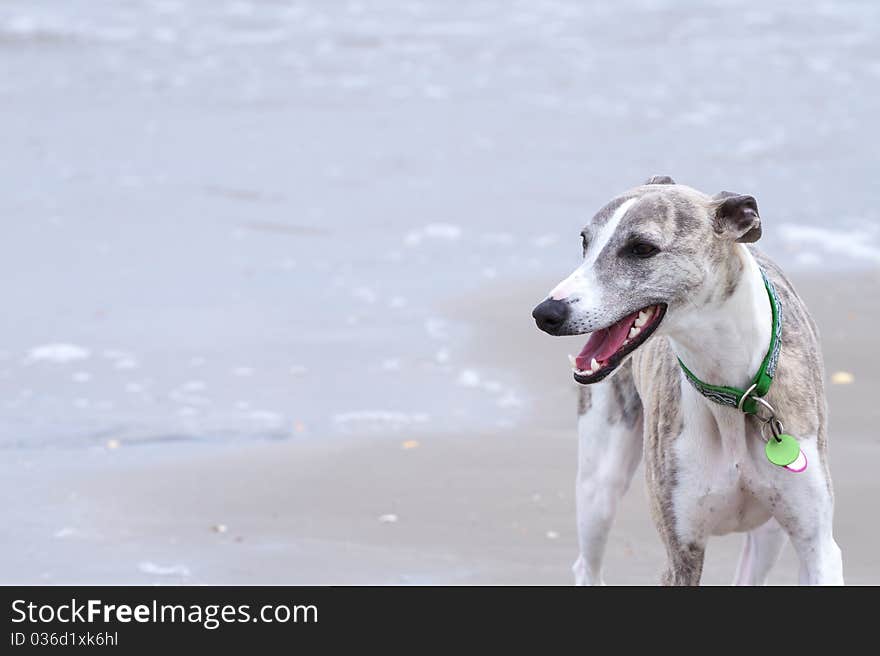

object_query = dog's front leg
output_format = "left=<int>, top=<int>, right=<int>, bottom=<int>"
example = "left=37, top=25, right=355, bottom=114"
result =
left=770, top=438, right=844, bottom=585
left=660, top=540, right=706, bottom=586
left=573, top=377, right=643, bottom=586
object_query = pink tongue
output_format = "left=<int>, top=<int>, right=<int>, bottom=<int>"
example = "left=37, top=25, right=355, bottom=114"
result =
left=575, top=310, right=640, bottom=370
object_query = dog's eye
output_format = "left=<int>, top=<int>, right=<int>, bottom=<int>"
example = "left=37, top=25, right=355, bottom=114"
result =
left=581, top=234, right=589, bottom=254
left=629, top=242, right=659, bottom=258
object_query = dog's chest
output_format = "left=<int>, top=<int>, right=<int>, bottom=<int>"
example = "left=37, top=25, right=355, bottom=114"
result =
left=667, top=398, right=773, bottom=537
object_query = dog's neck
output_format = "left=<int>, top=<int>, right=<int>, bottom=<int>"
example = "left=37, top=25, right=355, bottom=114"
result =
left=666, top=245, right=772, bottom=391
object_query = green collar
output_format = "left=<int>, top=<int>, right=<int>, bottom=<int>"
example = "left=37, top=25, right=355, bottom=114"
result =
left=677, top=268, right=782, bottom=416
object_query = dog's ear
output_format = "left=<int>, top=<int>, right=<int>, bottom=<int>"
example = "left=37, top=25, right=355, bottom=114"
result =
left=712, top=192, right=761, bottom=243
left=644, top=175, right=675, bottom=185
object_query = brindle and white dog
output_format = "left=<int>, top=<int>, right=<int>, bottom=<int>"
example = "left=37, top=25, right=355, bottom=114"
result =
left=532, top=176, right=843, bottom=585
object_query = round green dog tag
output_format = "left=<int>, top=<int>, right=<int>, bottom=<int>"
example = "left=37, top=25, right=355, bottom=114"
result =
left=765, top=433, right=800, bottom=467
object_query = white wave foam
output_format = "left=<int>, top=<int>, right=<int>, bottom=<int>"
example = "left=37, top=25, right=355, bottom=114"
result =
left=779, top=223, right=880, bottom=264
left=457, top=369, right=480, bottom=387
left=404, top=223, right=463, bottom=246
left=138, top=561, right=191, bottom=577
left=424, top=223, right=462, bottom=239
left=333, top=411, right=429, bottom=432
left=27, top=343, right=90, bottom=364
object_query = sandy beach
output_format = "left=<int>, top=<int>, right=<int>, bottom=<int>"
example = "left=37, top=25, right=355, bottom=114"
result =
left=5, top=271, right=877, bottom=585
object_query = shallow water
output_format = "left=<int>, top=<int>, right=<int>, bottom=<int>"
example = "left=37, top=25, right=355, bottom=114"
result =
left=2, top=0, right=879, bottom=447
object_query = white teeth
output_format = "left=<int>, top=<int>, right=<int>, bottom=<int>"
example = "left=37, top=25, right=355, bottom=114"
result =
left=629, top=326, right=640, bottom=338
left=572, top=358, right=601, bottom=377
left=572, top=358, right=606, bottom=376
left=569, top=354, right=589, bottom=376
left=623, top=339, right=630, bottom=346
left=634, top=311, right=648, bottom=328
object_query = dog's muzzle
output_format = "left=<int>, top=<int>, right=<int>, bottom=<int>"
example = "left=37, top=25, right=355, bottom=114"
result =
left=532, top=298, right=570, bottom=335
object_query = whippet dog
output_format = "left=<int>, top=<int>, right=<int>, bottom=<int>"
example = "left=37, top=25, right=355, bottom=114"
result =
left=532, top=176, right=843, bottom=585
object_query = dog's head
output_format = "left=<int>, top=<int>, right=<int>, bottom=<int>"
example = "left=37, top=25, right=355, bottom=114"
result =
left=532, top=176, right=761, bottom=384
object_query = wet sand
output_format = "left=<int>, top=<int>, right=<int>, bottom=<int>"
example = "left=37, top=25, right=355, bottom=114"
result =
left=5, top=270, right=878, bottom=585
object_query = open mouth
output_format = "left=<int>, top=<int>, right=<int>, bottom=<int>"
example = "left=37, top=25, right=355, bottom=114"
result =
left=569, top=304, right=666, bottom=384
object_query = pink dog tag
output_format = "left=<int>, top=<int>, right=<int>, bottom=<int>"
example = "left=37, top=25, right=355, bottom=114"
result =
left=783, top=450, right=808, bottom=473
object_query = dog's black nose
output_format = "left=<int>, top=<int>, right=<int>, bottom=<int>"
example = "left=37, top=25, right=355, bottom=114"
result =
left=532, top=298, right=570, bottom=334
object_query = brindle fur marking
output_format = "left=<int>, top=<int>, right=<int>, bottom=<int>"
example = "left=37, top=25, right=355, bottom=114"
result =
left=577, top=387, right=591, bottom=416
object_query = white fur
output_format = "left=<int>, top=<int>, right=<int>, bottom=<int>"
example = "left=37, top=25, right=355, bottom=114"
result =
left=550, top=198, right=637, bottom=304
left=573, top=385, right=642, bottom=585
left=665, top=245, right=771, bottom=389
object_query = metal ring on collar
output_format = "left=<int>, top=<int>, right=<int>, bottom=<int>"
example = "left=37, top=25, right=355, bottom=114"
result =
left=751, top=396, right=776, bottom=422
left=737, top=383, right=758, bottom=413
left=760, top=417, right=785, bottom=444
